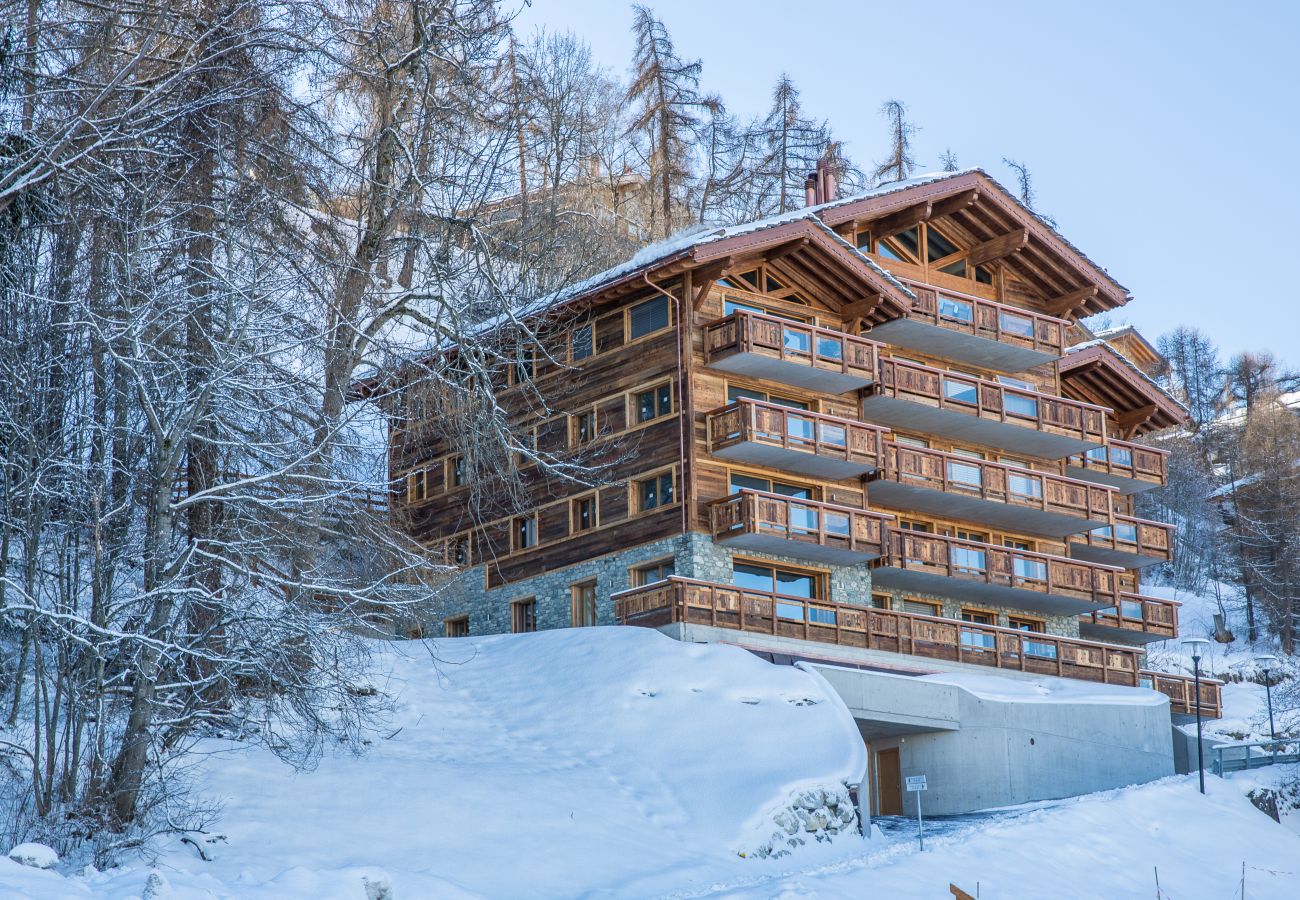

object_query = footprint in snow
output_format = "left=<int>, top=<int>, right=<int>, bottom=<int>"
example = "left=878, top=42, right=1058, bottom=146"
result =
left=738, top=697, right=761, bottom=705
left=786, top=697, right=820, bottom=707
left=637, top=689, right=658, bottom=697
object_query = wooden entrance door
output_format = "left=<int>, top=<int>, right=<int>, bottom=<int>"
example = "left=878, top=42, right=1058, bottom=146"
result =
left=876, top=747, right=902, bottom=816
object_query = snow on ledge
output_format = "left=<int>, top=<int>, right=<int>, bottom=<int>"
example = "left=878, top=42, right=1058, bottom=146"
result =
left=917, top=671, right=1167, bottom=706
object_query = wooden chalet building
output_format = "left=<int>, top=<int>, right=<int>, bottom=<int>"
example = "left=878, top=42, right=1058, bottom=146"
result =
left=383, top=168, right=1221, bottom=732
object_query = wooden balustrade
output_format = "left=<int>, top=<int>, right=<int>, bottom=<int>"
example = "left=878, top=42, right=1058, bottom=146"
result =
left=1074, top=514, right=1175, bottom=564
left=872, top=358, right=1108, bottom=447
left=1081, top=592, right=1179, bottom=639
left=1067, top=439, right=1168, bottom=491
left=613, top=577, right=1146, bottom=687
left=1140, top=670, right=1224, bottom=718
left=703, top=307, right=879, bottom=388
left=902, top=282, right=1067, bottom=357
left=707, top=398, right=887, bottom=475
left=709, top=489, right=890, bottom=561
left=876, top=443, right=1114, bottom=521
left=877, top=530, right=1120, bottom=605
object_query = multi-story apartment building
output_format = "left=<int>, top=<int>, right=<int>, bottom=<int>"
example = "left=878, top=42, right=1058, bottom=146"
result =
left=381, top=168, right=1222, bottom=813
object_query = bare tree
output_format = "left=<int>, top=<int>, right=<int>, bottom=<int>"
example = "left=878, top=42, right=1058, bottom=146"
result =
left=872, top=99, right=916, bottom=185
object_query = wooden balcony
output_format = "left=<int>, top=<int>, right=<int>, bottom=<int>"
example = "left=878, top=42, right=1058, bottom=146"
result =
left=868, top=443, right=1114, bottom=538
left=869, top=282, right=1068, bottom=373
left=871, top=531, right=1120, bottom=616
left=861, top=359, right=1108, bottom=458
left=709, top=490, right=891, bottom=565
left=1065, top=439, right=1168, bottom=494
left=704, top=308, right=880, bottom=394
left=1069, top=514, right=1175, bottom=569
left=1079, top=593, right=1179, bottom=644
left=613, top=576, right=1151, bottom=689
left=707, top=398, right=887, bottom=479
left=1140, top=670, right=1224, bottom=718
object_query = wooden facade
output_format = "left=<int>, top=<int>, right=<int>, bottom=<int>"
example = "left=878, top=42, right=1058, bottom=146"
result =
left=382, top=168, right=1219, bottom=716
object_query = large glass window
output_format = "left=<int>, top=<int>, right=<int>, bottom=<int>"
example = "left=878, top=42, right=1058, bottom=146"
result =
left=999, top=311, right=1035, bottom=338
left=732, top=562, right=816, bottom=599
left=727, top=385, right=808, bottom=409
left=927, top=226, right=960, bottom=262
left=628, top=296, right=670, bottom=339
left=571, top=325, right=594, bottom=361
left=631, top=559, right=675, bottom=587
left=729, top=473, right=811, bottom=499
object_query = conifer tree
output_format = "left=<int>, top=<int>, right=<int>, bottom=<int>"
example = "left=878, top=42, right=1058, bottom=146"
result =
left=872, top=99, right=916, bottom=185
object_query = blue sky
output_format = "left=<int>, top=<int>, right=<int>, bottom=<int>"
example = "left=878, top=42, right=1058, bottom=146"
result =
left=515, top=0, right=1299, bottom=367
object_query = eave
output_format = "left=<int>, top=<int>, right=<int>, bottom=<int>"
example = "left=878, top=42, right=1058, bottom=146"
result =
left=1059, top=343, right=1188, bottom=436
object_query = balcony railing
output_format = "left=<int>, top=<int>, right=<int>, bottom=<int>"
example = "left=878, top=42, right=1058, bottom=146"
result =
left=1080, top=592, right=1179, bottom=644
left=869, top=443, right=1114, bottom=537
left=613, top=576, right=1157, bottom=689
left=1140, top=670, right=1224, bottom=718
left=707, top=398, right=887, bottom=479
left=1065, top=439, right=1168, bottom=494
left=872, top=531, right=1120, bottom=615
left=709, top=489, right=891, bottom=565
left=869, top=281, right=1068, bottom=373
left=862, top=358, right=1108, bottom=458
left=1069, top=514, right=1175, bottom=569
left=704, top=307, right=880, bottom=393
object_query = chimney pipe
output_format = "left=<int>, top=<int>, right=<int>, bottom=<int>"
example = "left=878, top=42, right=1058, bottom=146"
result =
left=804, top=172, right=819, bottom=207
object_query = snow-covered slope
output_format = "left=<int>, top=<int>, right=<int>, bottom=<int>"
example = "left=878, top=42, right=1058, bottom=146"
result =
left=5, top=628, right=864, bottom=899
left=6, top=626, right=1299, bottom=899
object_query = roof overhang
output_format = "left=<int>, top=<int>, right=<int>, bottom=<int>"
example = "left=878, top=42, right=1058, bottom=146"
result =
left=816, top=170, right=1130, bottom=318
left=1059, top=343, right=1188, bottom=435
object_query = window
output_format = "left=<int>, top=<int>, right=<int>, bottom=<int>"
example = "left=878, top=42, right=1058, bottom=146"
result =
left=1005, top=539, right=1047, bottom=581
left=632, top=559, right=675, bottom=587
left=946, top=451, right=983, bottom=488
left=998, top=375, right=1040, bottom=418
left=571, top=325, right=594, bottom=362
left=406, top=468, right=428, bottom=503
left=516, top=428, right=536, bottom=466
left=960, top=610, right=996, bottom=649
left=636, top=383, right=673, bottom=423
left=901, top=598, right=940, bottom=617
left=510, top=347, right=535, bottom=385
left=926, top=226, right=960, bottom=262
left=511, top=598, right=537, bottom=633
left=724, top=297, right=765, bottom=317
left=855, top=230, right=872, bottom=251
left=444, top=616, right=469, bottom=638
left=1114, top=520, right=1139, bottom=544
left=1009, top=617, right=1056, bottom=659
left=512, top=515, right=537, bottom=551
left=447, top=455, right=465, bottom=489
left=628, top=295, right=670, bottom=340
left=871, top=593, right=891, bottom=610
left=729, top=472, right=812, bottom=499
left=1119, top=597, right=1144, bottom=620
left=894, top=435, right=930, bottom=449
left=733, top=562, right=816, bottom=597
left=950, top=530, right=987, bottom=574
left=437, top=532, right=471, bottom=567
left=636, top=471, right=675, bottom=511
left=571, top=410, right=597, bottom=446
left=570, top=494, right=597, bottom=533
left=727, top=385, right=809, bottom=410
left=878, top=226, right=919, bottom=262
left=571, top=580, right=598, bottom=627
left=939, top=259, right=967, bottom=277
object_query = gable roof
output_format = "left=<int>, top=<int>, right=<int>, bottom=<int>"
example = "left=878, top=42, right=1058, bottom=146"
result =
left=816, top=169, right=1130, bottom=316
left=1060, top=340, right=1188, bottom=435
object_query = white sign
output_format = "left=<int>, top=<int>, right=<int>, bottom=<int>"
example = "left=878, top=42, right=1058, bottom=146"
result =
left=905, top=775, right=927, bottom=792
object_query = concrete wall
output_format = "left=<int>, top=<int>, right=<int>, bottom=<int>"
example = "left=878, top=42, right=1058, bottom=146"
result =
left=866, top=683, right=1174, bottom=815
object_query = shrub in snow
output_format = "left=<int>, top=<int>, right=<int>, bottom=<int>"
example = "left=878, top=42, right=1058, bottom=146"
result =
left=746, top=784, right=858, bottom=859
left=363, top=873, right=394, bottom=899
left=141, top=870, right=171, bottom=899
left=6, top=842, right=58, bottom=869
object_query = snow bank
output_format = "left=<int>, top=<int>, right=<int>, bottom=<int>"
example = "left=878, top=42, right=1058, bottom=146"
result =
left=918, top=670, right=1168, bottom=706
left=14, top=627, right=862, bottom=899
left=6, top=843, right=57, bottom=869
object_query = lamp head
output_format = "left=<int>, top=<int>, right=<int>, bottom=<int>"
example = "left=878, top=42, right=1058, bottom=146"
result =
left=1182, top=636, right=1210, bottom=661
left=1254, top=653, right=1280, bottom=672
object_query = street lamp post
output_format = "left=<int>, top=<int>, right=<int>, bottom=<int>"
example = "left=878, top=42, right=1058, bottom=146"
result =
left=1184, top=637, right=1211, bottom=794
left=1255, top=653, right=1280, bottom=763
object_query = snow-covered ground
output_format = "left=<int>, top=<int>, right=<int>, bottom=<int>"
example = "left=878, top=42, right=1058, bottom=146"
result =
left=4, top=626, right=1299, bottom=899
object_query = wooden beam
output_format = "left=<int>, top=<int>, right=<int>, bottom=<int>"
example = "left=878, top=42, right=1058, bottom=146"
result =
left=930, top=189, right=980, bottom=220
left=1045, top=285, right=1099, bottom=318
left=761, top=236, right=809, bottom=265
left=966, top=228, right=1029, bottom=267
left=690, top=259, right=731, bottom=310
left=865, top=200, right=932, bottom=238
left=840, top=297, right=881, bottom=323
left=1115, top=403, right=1158, bottom=430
